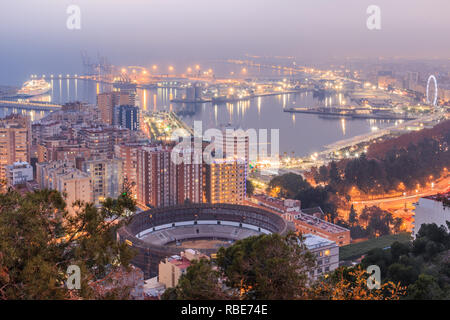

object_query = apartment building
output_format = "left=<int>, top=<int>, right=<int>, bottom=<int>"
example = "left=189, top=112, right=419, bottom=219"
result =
left=36, top=161, right=92, bottom=215
left=204, top=158, right=246, bottom=205
left=81, top=158, right=123, bottom=205
left=0, top=114, right=31, bottom=182
left=303, top=234, right=339, bottom=281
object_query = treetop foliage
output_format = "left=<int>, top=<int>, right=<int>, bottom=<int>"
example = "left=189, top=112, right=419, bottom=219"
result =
left=0, top=189, right=136, bottom=300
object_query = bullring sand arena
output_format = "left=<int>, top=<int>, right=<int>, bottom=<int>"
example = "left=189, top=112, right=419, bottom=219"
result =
left=118, top=203, right=292, bottom=278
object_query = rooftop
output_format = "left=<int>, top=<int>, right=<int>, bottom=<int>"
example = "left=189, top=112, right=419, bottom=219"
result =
left=59, top=170, right=90, bottom=181
left=303, top=233, right=336, bottom=250
left=7, top=161, right=31, bottom=169
left=423, top=191, right=450, bottom=205
left=294, top=211, right=349, bottom=234
left=252, top=194, right=348, bottom=234
left=252, top=194, right=300, bottom=211
left=166, top=255, right=191, bottom=270
left=301, top=207, right=324, bottom=216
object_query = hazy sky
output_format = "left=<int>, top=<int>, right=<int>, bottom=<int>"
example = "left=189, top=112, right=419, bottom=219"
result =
left=1, top=0, right=450, bottom=85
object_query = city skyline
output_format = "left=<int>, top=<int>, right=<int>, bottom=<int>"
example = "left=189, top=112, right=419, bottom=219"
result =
left=0, top=0, right=449, bottom=303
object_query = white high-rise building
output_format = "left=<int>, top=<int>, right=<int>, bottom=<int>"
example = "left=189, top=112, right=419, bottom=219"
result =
left=303, top=234, right=339, bottom=281
left=412, top=193, right=450, bottom=238
left=6, top=161, right=33, bottom=187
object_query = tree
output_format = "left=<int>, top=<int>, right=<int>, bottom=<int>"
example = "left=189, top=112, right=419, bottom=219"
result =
left=407, top=274, right=445, bottom=300
left=366, top=210, right=392, bottom=237
left=387, top=263, right=419, bottom=287
left=267, top=173, right=309, bottom=198
left=309, top=266, right=405, bottom=300
left=348, top=205, right=357, bottom=227
left=358, top=206, right=393, bottom=238
left=361, top=248, right=392, bottom=278
left=393, top=217, right=403, bottom=233
left=163, top=233, right=316, bottom=300
left=349, top=225, right=369, bottom=239
left=246, top=179, right=255, bottom=197
left=328, top=161, right=341, bottom=185
left=295, top=185, right=338, bottom=222
left=0, top=189, right=136, bottom=300
left=361, top=224, right=450, bottom=299
left=216, top=233, right=315, bottom=300
left=316, top=165, right=329, bottom=183
left=161, top=259, right=228, bottom=300
left=390, top=241, right=411, bottom=261
left=412, top=223, right=450, bottom=260
left=319, top=119, right=450, bottom=195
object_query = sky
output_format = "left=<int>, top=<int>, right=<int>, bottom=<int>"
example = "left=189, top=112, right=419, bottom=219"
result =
left=1, top=0, right=450, bottom=85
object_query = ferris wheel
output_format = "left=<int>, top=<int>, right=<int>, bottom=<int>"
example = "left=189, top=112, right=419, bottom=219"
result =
left=426, top=75, right=438, bottom=106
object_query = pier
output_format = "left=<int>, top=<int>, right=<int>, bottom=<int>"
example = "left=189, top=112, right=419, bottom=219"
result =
left=283, top=107, right=416, bottom=120
left=0, top=100, right=62, bottom=111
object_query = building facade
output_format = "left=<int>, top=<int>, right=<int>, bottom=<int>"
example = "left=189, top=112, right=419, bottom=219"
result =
left=35, top=161, right=92, bottom=215
left=303, top=234, right=339, bottom=281
left=204, top=158, right=246, bottom=205
left=137, top=146, right=177, bottom=208
left=413, top=193, right=450, bottom=238
left=136, top=145, right=203, bottom=209
left=6, top=161, right=33, bottom=187
left=0, top=114, right=31, bottom=182
left=97, top=91, right=136, bottom=126
left=118, top=105, right=140, bottom=131
left=250, top=194, right=350, bottom=246
left=82, top=158, right=123, bottom=205
left=158, top=250, right=207, bottom=289
left=114, top=142, right=150, bottom=198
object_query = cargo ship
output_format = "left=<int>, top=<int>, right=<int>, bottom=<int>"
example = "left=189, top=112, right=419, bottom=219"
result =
left=16, top=79, right=51, bottom=98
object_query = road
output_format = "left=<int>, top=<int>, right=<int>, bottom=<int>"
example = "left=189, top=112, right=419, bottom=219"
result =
left=352, top=176, right=450, bottom=206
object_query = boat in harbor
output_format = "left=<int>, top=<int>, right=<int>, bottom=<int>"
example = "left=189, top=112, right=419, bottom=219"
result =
left=284, top=106, right=416, bottom=120
left=16, top=79, right=51, bottom=98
